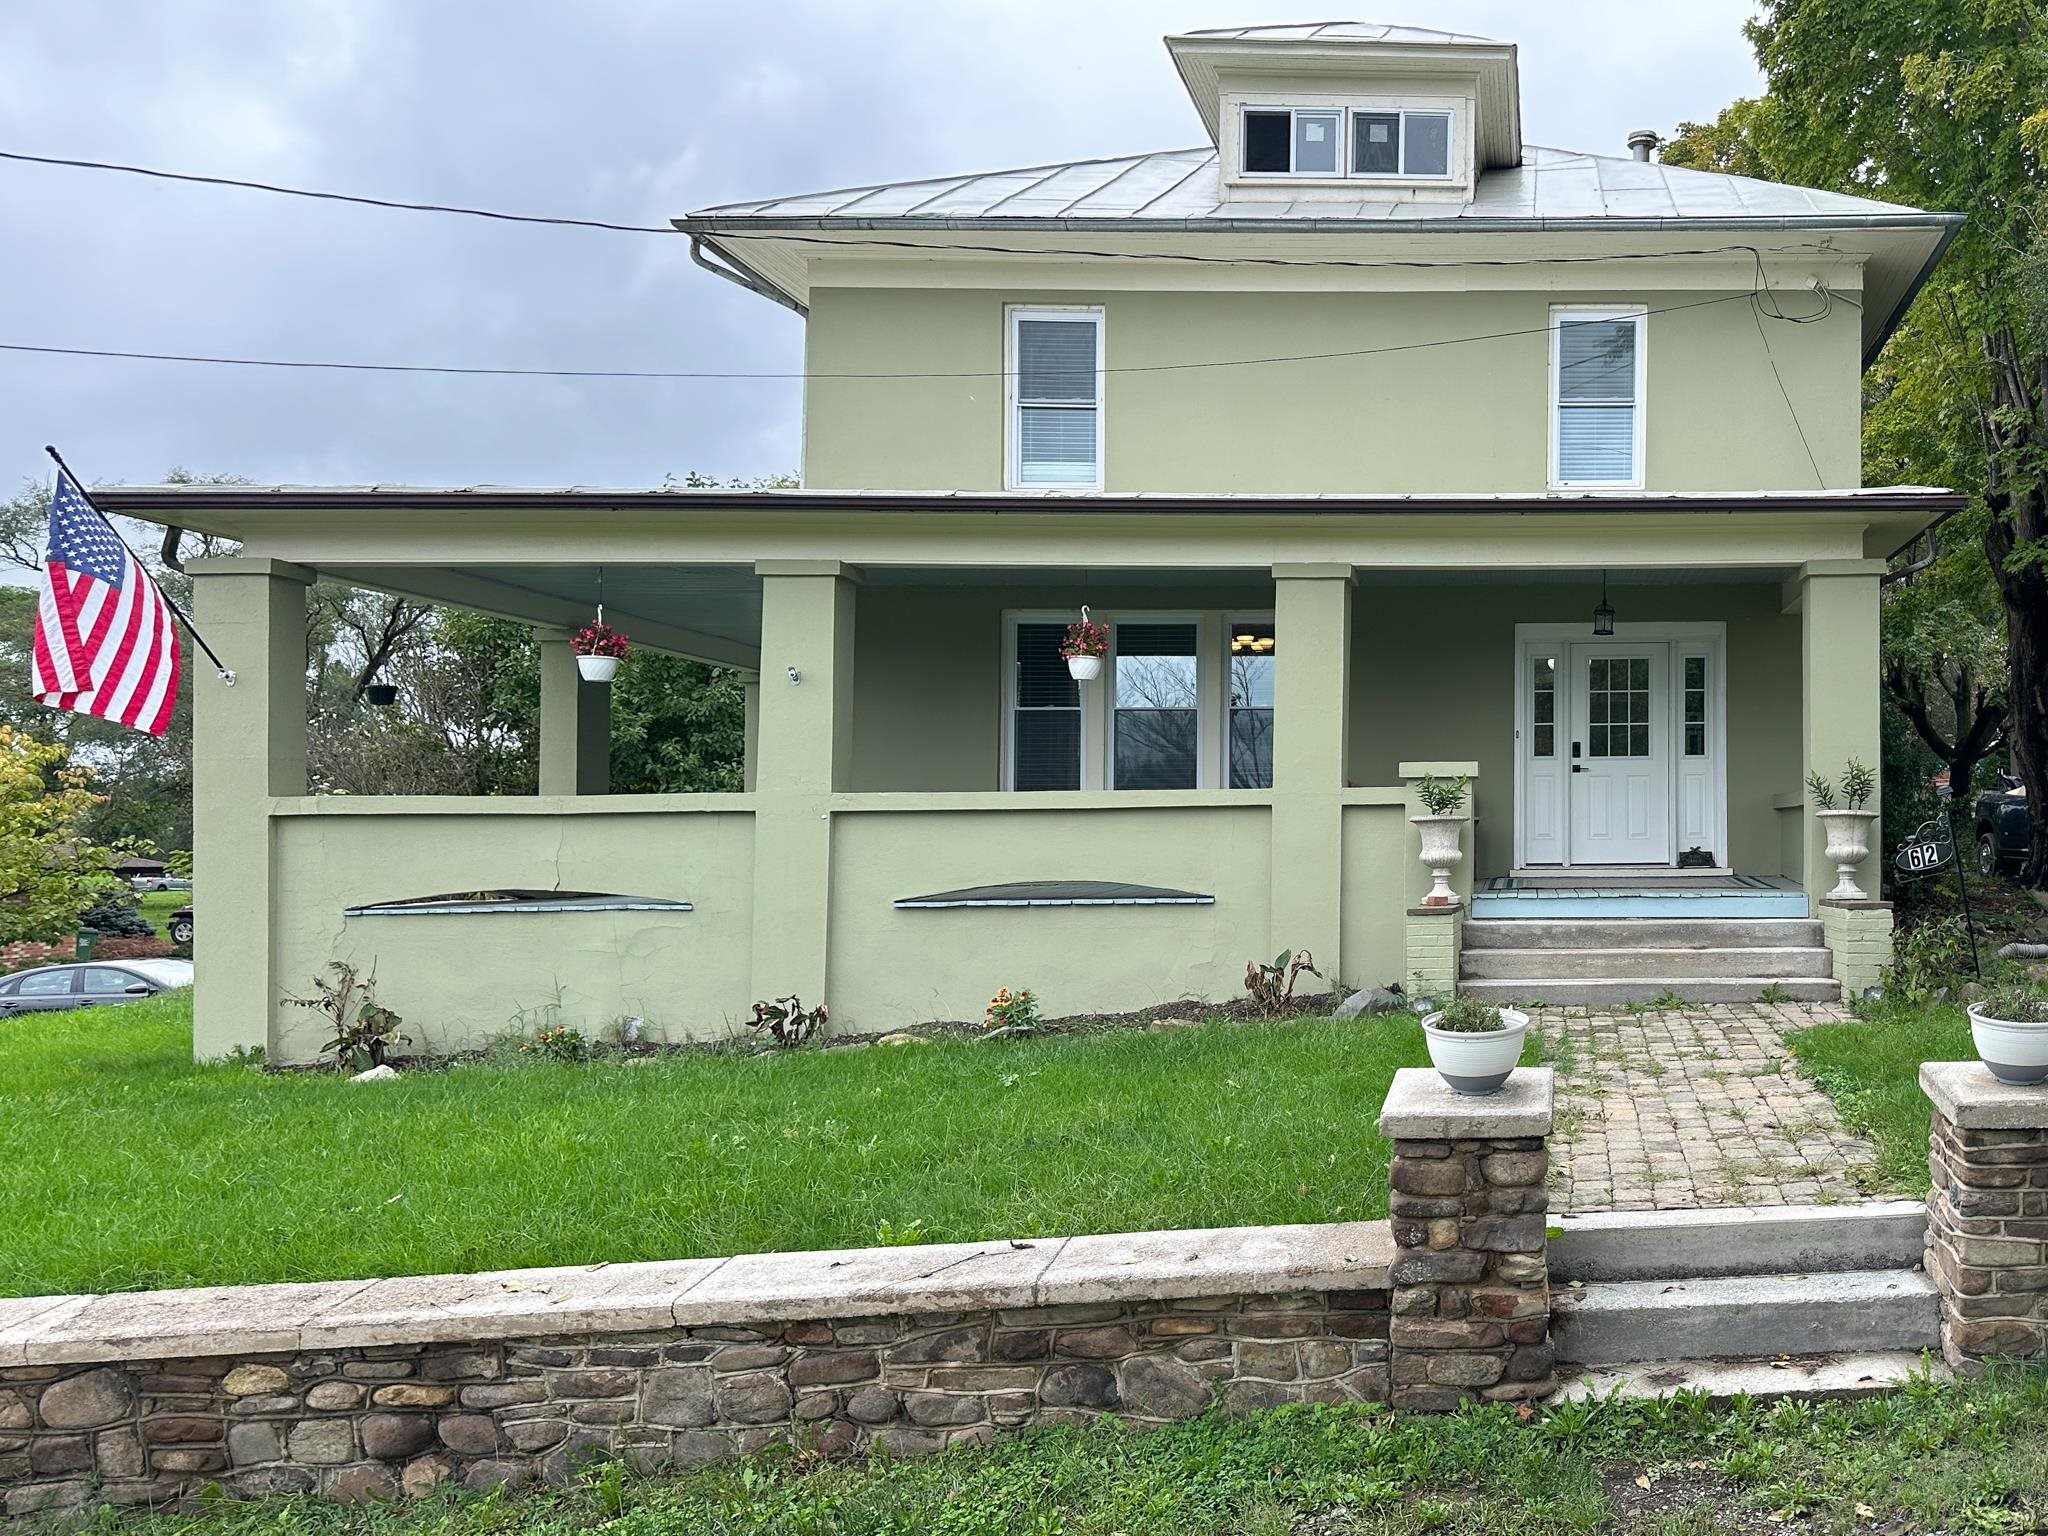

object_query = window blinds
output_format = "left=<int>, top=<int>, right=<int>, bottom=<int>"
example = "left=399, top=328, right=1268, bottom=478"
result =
left=1556, top=316, right=1639, bottom=483
left=1015, top=316, right=1100, bottom=486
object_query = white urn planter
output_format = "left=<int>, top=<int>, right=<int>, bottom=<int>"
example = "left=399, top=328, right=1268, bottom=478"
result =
left=1065, top=654, right=1103, bottom=682
left=1412, top=814, right=1467, bottom=906
left=576, top=654, right=621, bottom=683
left=1967, top=1002, right=2048, bottom=1087
left=1816, top=808, right=1878, bottom=900
left=1422, top=1006, right=1530, bottom=1096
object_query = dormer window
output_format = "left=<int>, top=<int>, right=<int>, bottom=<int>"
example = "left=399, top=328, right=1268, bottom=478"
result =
left=1239, top=105, right=1456, bottom=181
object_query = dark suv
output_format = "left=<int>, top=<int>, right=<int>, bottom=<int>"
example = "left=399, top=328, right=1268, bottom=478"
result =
left=1976, top=773, right=2031, bottom=875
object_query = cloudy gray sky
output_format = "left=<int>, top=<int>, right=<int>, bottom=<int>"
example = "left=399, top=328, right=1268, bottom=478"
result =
left=0, top=2, right=1763, bottom=496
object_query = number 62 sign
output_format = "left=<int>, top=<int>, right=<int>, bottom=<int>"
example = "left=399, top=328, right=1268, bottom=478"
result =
left=1893, top=818, right=1956, bottom=877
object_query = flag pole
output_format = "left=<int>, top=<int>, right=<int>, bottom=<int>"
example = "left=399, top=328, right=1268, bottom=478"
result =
left=43, top=444, right=236, bottom=686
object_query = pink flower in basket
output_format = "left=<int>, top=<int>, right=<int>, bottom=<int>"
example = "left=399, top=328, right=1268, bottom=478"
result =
left=572, top=621, right=630, bottom=658
left=1058, top=618, right=1108, bottom=660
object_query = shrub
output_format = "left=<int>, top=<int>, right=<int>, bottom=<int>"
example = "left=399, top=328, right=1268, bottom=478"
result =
left=78, top=895, right=155, bottom=937
left=748, top=994, right=829, bottom=1049
left=519, top=1025, right=589, bottom=1063
left=1976, top=984, right=2048, bottom=1024
left=1426, top=995, right=1508, bottom=1033
left=1244, top=950, right=1321, bottom=1014
left=1414, top=774, right=1470, bottom=816
left=1886, top=915, right=1975, bottom=1003
left=983, top=987, right=1041, bottom=1031
left=285, top=961, right=408, bottom=1070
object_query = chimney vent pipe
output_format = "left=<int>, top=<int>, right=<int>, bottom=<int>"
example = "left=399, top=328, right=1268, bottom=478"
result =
left=1626, top=129, right=1659, bottom=162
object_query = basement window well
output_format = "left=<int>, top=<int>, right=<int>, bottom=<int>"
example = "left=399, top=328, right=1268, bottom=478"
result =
left=344, top=890, right=692, bottom=917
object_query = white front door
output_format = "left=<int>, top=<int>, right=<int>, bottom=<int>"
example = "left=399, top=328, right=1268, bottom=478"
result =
left=1567, top=646, right=1671, bottom=864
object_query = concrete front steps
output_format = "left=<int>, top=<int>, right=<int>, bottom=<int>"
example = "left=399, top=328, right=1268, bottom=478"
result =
left=1547, top=1202, right=1943, bottom=1401
left=1459, top=916, right=1841, bottom=1006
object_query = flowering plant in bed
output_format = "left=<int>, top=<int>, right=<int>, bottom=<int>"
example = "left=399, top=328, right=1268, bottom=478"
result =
left=1059, top=616, right=1110, bottom=682
left=1420, top=993, right=1529, bottom=1096
left=983, top=986, right=1042, bottom=1033
left=572, top=620, right=629, bottom=682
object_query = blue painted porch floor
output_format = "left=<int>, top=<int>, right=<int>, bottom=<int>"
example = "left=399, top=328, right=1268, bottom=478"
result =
left=1471, top=874, right=1808, bottom=920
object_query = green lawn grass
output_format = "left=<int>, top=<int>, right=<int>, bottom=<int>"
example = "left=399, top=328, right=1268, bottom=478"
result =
left=36, top=1367, right=2048, bottom=1536
left=1786, top=998, right=1974, bottom=1195
left=0, top=996, right=1428, bottom=1298
left=135, top=889, right=187, bottom=939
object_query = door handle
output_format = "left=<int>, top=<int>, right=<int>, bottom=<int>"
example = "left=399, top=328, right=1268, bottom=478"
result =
left=1572, top=765, right=1583, bottom=773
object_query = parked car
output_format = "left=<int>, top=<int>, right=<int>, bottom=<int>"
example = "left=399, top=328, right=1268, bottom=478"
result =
left=130, top=875, right=193, bottom=892
left=1976, top=773, right=2031, bottom=875
left=0, top=959, right=193, bottom=1015
left=169, top=906, right=193, bottom=946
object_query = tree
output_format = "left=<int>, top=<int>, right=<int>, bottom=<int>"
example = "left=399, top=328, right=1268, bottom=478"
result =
left=1666, top=0, right=2048, bottom=883
left=0, top=728, right=121, bottom=942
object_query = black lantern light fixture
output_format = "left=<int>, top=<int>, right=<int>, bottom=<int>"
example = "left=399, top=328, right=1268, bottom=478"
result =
left=1592, top=571, right=1615, bottom=637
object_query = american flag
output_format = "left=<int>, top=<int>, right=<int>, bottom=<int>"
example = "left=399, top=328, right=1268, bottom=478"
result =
left=32, top=466, right=180, bottom=736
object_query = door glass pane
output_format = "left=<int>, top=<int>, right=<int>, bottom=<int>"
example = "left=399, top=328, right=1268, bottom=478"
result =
left=83, top=968, right=140, bottom=994
left=1403, top=112, right=1450, bottom=175
left=1228, top=621, right=1276, bottom=789
left=1683, top=655, right=1707, bottom=756
left=1586, top=655, right=1651, bottom=758
left=1294, top=111, right=1339, bottom=175
left=1531, top=655, right=1556, bottom=757
left=1013, top=623, right=1080, bottom=790
left=1114, top=623, right=1199, bottom=789
left=16, top=970, right=74, bottom=995
left=1352, top=111, right=1399, bottom=174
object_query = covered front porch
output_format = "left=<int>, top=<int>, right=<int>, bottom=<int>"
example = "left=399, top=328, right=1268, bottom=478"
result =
left=99, top=484, right=1939, bottom=1061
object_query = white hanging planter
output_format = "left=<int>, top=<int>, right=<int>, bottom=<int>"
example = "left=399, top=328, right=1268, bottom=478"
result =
left=1421, top=1007, right=1530, bottom=1096
left=1412, top=814, right=1468, bottom=907
left=1967, top=1002, right=2048, bottom=1086
left=1066, top=654, right=1103, bottom=682
left=1816, top=809, right=1877, bottom=901
left=576, top=654, right=620, bottom=684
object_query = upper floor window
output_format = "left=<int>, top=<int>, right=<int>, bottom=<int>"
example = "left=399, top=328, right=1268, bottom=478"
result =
left=1241, top=106, right=1454, bottom=180
left=1551, top=307, right=1646, bottom=489
left=1007, top=306, right=1103, bottom=489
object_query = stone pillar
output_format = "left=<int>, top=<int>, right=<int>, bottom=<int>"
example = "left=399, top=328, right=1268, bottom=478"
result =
left=1378, top=1067, right=1555, bottom=1409
left=1405, top=905, right=1463, bottom=998
left=1919, top=1062, right=2048, bottom=1372
left=749, top=561, right=857, bottom=1007
left=1820, top=897, right=1893, bottom=998
left=1269, top=564, right=1352, bottom=981
left=536, top=631, right=609, bottom=796
left=189, top=557, right=314, bottom=1061
left=1791, top=560, right=1885, bottom=912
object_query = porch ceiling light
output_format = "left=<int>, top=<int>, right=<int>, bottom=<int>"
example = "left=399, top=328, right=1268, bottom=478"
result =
left=1592, top=573, right=1615, bottom=637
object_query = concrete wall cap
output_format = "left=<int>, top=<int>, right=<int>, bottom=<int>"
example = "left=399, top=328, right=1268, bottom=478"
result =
left=1820, top=897, right=1892, bottom=911
left=1921, top=1060, right=2048, bottom=1130
left=1378, top=1066, right=1553, bottom=1139
left=0, top=1223, right=1393, bottom=1368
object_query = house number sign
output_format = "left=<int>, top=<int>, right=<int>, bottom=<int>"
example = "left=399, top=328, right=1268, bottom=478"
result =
left=1893, top=819, right=1956, bottom=877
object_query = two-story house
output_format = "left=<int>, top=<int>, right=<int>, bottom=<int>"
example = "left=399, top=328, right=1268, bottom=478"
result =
left=104, top=23, right=1963, bottom=1061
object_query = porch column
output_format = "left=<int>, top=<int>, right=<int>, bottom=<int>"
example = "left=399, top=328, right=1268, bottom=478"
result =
left=189, top=556, right=313, bottom=1062
left=1269, top=563, right=1353, bottom=985
left=536, top=630, right=610, bottom=795
left=739, top=670, right=761, bottom=792
left=749, top=561, right=857, bottom=1007
left=1791, top=560, right=1884, bottom=908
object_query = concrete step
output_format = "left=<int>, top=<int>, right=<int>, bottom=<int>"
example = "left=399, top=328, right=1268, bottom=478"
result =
left=1552, top=1269, right=1940, bottom=1365
left=1459, top=977, right=1842, bottom=1006
left=1470, top=891, right=1810, bottom=920
left=1550, top=1203, right=1928, bottom=1283
left=1551, top=1350, right=1946, bottom=1404
left=1462, top=918, right=1825, bottom=951
left=1461, top=947, right=1834, bottom=981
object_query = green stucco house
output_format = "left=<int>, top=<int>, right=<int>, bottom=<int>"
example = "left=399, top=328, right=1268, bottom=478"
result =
left=104, top=22, right=1963, bottom=1061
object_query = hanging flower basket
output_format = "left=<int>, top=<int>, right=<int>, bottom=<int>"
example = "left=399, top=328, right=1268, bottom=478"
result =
left=573, top=620, right=629, bottom=683
left=1059, top=614, right=1109, bottom=682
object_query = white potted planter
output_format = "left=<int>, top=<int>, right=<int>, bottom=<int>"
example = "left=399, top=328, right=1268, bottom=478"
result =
left=1410, top=773, right=1471, bottom=907
left=1816, top=809, right=1877, bottom=900
left=576, top=654, right=620, bottom=683
left=1066, top=654, right=1103, bottom=683
left=1421, top=998, right=1530, bottom=1096
left=1968, top=990, right=2048, bottom=1086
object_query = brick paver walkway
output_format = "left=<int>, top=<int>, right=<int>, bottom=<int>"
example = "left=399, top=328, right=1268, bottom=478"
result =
left=1536, top=1003, right=1880, bottom=1213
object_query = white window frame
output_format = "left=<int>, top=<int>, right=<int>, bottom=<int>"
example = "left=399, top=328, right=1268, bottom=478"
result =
left=1004, top=305, right=1105, bottom=492
left=1549, top=304, right=1648, bottom=491
left=1000, top=611, right=1274, bottom=792
left=1237, top=104, right=1458, bottom=182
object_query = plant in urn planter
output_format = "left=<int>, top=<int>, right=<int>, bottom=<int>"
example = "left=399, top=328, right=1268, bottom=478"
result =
left=1420, top=994, right=1529, bottom=1095
left=1967, top=983, right=2048, bottom=1086
left=1806, top=758, right=1877, bottom=900
left=1411, top=773, right=1471, bottom=907
left=1059, top=609, right=1109, bottom=682
left=572, top=620, right=629, bottom=683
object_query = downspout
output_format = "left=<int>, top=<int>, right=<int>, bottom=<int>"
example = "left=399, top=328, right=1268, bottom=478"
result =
left=689, top=236, right=808, bottom=317
left=159, top=525, right=187, bottom=573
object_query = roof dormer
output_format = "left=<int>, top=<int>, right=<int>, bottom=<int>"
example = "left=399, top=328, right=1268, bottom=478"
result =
left=1166, top=22, right=1521, bottom=204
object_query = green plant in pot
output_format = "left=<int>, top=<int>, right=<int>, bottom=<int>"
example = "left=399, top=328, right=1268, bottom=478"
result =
left=1412, top=773, right=1470, bottom=907
left=1806, top=758, right=1877, bottom=901
left=1421, top=993, right=1529, bottom=1096
left=1968, top=983, right=2048, bottom=1086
